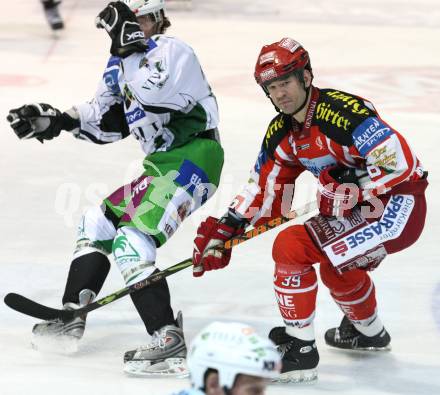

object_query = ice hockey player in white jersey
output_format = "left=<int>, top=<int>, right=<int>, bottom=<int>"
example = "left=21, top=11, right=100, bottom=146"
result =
left=172, top=322, right=281, bottom=395
left=7, top=0, right=223, bottom=376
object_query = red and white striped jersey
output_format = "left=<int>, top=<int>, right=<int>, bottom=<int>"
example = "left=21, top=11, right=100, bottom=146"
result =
left=230, top=87, right=424, bottom=226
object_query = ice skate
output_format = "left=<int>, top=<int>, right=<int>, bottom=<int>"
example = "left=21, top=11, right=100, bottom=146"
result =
left=42, top=0, right=64, bottom=30
left=123, top=311, right=188, bottom=377
left=269, top=326, right=319, bottom=383
left=31, top=289, right=95, bottom=352
left=325, top=316, right=391, bottom=351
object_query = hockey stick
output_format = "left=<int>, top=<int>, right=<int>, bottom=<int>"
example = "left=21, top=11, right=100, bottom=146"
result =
left=4, top=200, right=317, bottom=322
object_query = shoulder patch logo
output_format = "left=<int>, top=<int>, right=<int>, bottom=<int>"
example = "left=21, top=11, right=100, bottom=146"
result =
left=353, top=117, right=392, bottom=156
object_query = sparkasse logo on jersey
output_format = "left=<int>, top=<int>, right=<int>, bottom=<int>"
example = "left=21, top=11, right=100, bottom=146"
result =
left=325, top=195, right=415, bottom=264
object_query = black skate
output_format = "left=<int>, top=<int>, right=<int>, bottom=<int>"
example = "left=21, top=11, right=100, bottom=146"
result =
left=325, top=316, right=391, bottom=351
left=269, top=326, right=319, bottom=383
left=123, top=311, right=188, bottom=377
left=42, top=0, right=64, bottom=30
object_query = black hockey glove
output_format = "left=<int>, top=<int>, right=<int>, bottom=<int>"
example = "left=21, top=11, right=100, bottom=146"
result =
left=95, top=1, right=147, bottom=58
left=7, top=103, right=77, bottom=143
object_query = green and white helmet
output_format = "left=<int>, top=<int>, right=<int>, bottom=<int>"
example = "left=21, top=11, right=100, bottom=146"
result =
left=123, top=0, right=165, bottom=21
left=187, top=322, right=281, bottom=389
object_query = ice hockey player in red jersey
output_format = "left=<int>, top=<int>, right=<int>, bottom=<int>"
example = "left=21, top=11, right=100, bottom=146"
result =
left=192, top=37, right=428, bottom=383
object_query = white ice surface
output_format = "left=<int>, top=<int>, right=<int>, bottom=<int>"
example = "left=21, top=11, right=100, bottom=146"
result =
left=0, top=1, right=439, bottom=394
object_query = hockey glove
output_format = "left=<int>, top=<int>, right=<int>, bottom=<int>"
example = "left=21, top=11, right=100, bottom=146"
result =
left=95, top=1, right=147, bottom=58
left=317, top=165, right=359, bottom=217
left=192, top=216, right=245, bottom=277
left=7, top=103, right=77, bottom=143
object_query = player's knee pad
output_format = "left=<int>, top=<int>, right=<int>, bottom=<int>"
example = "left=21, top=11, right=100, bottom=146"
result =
left=74, top=205, right=117, bottom=259
left=272, top=225, right=318, bottom=273
left=319, top=261, right=367, bottom=295
left=113, top=226, right=157, bottom=286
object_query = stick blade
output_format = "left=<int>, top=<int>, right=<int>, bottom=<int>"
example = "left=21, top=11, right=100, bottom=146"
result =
left=4, top=293, right=73, bottom=321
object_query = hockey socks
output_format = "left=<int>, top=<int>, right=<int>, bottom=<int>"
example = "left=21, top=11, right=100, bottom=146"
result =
left=130, top=269, right=175, bottom=335
left=62, top=252, right=110, bottom=305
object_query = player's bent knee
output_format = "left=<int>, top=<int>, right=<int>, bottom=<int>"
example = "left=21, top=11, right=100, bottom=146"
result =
left=319, top=261, right=368, bottom=294
left=272, top=225, right=314, bottom=272
left=73, top=205, right=117, bottom=258
left=113, top=227, right=157, bottom=286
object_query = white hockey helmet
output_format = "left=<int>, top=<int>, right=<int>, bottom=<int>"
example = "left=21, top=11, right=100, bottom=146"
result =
left=187, top=322, right=281, bottom=390
left=123, top=0, right=166, bottom=21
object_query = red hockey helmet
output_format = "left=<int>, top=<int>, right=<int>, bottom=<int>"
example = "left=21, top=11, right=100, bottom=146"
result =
left=254, top=37, right=312, bottom=86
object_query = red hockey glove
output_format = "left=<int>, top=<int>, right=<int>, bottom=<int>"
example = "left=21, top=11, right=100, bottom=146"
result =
left=317, top=166, right=359, bottom=217
left=192, top=216, right=244, bottom=277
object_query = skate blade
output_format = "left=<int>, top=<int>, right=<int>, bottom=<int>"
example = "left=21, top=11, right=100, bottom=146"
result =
left=124, top=357, right=189, bottom=378
left=273, top=368, right=318, bottom=384
left=326, top=343, right=392, bottom=352
left=31, top=334, right=79, bottom=354
left=354, top=345, right=392, bottom=352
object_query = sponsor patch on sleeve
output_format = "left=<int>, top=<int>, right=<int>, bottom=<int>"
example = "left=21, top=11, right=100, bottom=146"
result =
left=353, top=117, right=392, bottom=156
left=369, top=144, right=398, bottom=170
left=125, top=107, right=146, bottom=125
left=103, top=56, right=122, bottom=94
left=103, top=69, right=120, bottom=94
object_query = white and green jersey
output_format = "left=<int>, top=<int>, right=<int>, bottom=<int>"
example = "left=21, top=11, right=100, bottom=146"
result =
left=73, top=35, right=219, bottom=155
